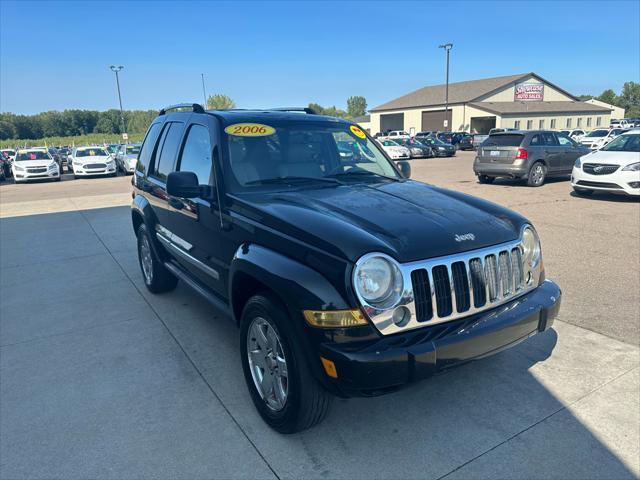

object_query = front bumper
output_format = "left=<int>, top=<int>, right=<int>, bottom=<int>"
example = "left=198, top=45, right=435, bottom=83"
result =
left=572, top=166, right=640, bottom=196
left=13, top=169, right=60, bottom=181
left=434, top=149, right=455, bottom=157
left=320, top=279, right=561, bottom=397
left=74, top=165, right=116, bottom=176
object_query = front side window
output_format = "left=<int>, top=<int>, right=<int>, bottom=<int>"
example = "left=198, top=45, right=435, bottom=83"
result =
left=224, top=121, right=400, bottom=191
left=178, top=124, right=212, bottom=185
left=542, top=132, right=558, bottom=146
left=557, top=134, right=576, bottom=147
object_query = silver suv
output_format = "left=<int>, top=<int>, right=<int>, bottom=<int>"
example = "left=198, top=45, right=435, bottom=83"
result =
left=473, top=130, right=590, bottom=186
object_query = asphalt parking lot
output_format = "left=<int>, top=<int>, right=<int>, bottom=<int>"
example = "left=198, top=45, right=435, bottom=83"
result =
left=1, top=152, right=638, bottom=479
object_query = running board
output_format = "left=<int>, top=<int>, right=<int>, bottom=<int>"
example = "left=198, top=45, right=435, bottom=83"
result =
left=163, top=261, right=233, bottom=320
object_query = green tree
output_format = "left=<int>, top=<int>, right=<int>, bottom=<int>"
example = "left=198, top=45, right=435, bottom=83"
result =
left=308, top=103, right=325, bottom=115
left=347, top=96, right=367, bottom=117
left=0, top=121, right=16, bottom=140
left=618, top=81, right=640, bottom=114
left=576, top=94, right=593, bottom=101
left=207, top=94, right=236, bottom=110
left=596, top=89, right=617, bottom=106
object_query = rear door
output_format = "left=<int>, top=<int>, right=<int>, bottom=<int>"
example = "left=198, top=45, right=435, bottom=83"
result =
left=477, top=133, right=524, bottom=164
left=540, top=132, right=563, bottom=173
left=162, top=116, right=225, bottom=296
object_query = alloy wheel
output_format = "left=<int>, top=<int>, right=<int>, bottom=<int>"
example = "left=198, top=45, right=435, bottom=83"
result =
left=140, top=234, right=153, bottom=285
left=247, top=317, right=289, bottom=411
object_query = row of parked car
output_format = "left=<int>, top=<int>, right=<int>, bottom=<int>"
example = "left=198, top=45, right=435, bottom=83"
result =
left=0, top=143, right=141, bottom=183
left=472, top=128, right=640, bottom=196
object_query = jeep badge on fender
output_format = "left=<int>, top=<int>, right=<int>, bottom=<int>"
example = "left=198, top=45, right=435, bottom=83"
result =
left=131, top=103, right=561, bottom=433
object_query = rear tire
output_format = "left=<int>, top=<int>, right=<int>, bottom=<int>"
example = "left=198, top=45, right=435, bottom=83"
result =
left=573, top=187, right=594, bottom=196
left=240, top=294, right=332, bottom=433
left=477, top=175, right=495, bottom=184
left=136, top=223, right=178, bottom=293
left=527, top=162, right=547, bottom=187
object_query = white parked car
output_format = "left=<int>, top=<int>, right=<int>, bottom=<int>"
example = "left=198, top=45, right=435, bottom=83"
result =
left=560, top=129, right=586, bottom=141
left=610, top=119, right=630, bottom=129
left=11, top=148, right=60, bottom=183
left=572, top=130, right=640, bottom=196
left=70, top=146, right=117, bottom=178
left=580, top=128, right=625, bottom=150
left=377, top=139, right=410, bottom=159
left=0, top=148, right=16, bottom=162
left=387, top=130, right=410, bottom=138
left=115, top=143, right=141, bottom=174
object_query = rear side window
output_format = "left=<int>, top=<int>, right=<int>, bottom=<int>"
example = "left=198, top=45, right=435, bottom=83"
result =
left=178, top=124, right=213, bottom=185
left=137, top=122, right=162, bottom=174
left=154, top=122, right=184, bottom=181
left=484, top=134, right=525, bottom=146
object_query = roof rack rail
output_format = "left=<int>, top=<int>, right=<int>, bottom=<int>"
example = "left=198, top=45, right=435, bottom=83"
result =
left=159, top=103, right=205, bottom=115
left=269, top=107, right=317, bottom=115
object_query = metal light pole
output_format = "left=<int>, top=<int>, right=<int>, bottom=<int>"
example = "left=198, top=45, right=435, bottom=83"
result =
left=438, top=43, right=453, bottom=132
left=109, top=65, right=126, bottom=137
left=201, top=73, right=208, bottom=107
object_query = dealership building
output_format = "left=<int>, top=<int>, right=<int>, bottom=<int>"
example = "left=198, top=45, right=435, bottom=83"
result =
left=368, top=72, right=613, bottom=135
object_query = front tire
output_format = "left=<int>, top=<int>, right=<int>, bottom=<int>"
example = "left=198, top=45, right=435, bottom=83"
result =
left=136, top=223, right=178, bottom=293
left=527, top=162, right=547, bottom=187
left=240, top=294, right=332, bottom=433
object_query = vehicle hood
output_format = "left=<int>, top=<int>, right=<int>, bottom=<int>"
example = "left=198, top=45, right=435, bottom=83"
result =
left=232, top=180, right=527, bottom=263
left=74, top=155, right=111, bottom=163
left=580, top=149, right=640, bottom=166
left=13, top=159, right=55, bottom=168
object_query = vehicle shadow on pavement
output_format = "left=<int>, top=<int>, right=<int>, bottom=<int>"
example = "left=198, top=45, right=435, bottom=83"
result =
left=1, top=206, right=638, bottom=480
left=569, top=191, right=640, bottom=203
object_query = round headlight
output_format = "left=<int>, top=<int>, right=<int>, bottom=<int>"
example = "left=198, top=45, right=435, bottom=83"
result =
left=354, top=254, right=403, bottom=308
left=522, top=226, right=541, bottom=268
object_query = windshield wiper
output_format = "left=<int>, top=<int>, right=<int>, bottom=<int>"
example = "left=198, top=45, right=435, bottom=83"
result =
left=244, top=176, right=342, bottom=186
left=326, top=169, right=400, bottom=182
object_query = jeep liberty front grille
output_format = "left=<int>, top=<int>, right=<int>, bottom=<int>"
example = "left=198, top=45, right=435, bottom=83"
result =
left=361, top=236, right=541, bottom=336
left=410, top=247, right=525, bottom=323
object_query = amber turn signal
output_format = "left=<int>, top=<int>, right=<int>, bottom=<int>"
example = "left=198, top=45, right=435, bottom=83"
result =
left=303, top=309, right=368, bottom=328
left=320, top=357, right=338, bottom=378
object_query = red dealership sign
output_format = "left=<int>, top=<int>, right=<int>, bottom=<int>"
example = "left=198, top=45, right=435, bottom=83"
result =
left=514, top=83, right=544, bottom=101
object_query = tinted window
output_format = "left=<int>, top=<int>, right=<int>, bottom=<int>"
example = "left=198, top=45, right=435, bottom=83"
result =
left=557, top=134, right=575, bottom=147
left=137, top=122, right=162, bottom=174
left=543, top=132, right=558, bottom=146
left=530, top=134, right=543, bottom=146
left=154, top=123, right=184, bottom=181
left=484, top=134, right=525, bottom=146
left=178, top=124, right=212, bottom=185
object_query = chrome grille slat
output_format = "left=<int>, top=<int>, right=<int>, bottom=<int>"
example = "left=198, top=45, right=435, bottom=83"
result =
left=484, top=254, right=499, bottom=302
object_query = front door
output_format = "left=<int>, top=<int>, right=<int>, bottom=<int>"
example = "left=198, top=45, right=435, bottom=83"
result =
left=162, top=116, right=225, bottom=297
left=540, top=131, right=564, bottom=173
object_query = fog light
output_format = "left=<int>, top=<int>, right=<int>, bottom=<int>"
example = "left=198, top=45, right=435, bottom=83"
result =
left=303, top=309, right=367, bottom=328
left=628, top=182, right=640, bottom=189
left=392, top=306, right=411, bottom=326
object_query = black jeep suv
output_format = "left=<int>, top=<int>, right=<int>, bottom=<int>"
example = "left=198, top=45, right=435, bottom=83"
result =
left=132, top=104, right=561, bottom=433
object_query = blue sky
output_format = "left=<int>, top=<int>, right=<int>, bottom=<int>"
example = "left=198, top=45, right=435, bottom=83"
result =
left=1, top=0, right=639, bottom=114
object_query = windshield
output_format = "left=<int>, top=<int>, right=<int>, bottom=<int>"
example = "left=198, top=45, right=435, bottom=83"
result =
left=126, top=145, right=141, bottom=155
left=601, top=134, right=640, bottom=152
left=224, top=122, right=400, bottom=191
left=76, top=148, right=108, bottom=157
left=106, top=144, right=120, bottom=153
left=420, top=136, right=446, bottom=146
left=586, top=129, right=608, bottom=137
left=16, top=150, right=50, bottom=161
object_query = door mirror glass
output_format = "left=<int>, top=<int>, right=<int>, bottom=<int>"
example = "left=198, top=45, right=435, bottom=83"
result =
left=396, top=161, right=411, bottom=179
left=167, top=171, right=201, bottom=198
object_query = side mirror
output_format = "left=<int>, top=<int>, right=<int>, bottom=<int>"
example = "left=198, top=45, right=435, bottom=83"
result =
left=396, top=161, right=411, bottom=179
left=167, top=171, right=201, bottom=198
